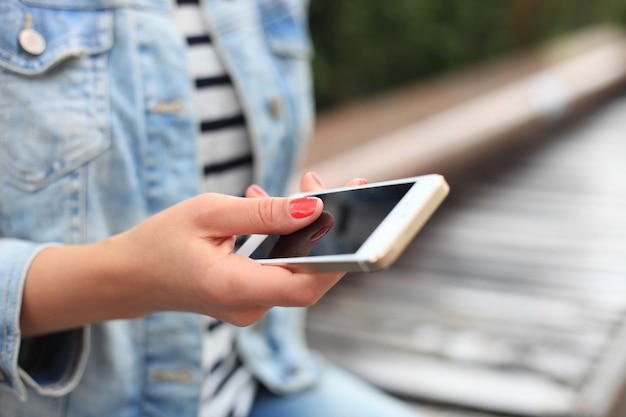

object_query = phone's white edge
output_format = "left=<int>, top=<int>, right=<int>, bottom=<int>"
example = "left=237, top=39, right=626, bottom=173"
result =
left=236, top=174, right=449, bottom=273
left=357, top=174, right=449, bottom=270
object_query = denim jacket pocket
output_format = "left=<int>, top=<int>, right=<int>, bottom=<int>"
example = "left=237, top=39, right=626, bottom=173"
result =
left=0, top=0, right=113, bottom=192
left=0, top=391, right=66, bottom=417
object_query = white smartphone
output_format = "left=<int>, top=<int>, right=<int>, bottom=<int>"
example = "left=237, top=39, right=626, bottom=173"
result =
left=237, top=174, right=449, bottom=273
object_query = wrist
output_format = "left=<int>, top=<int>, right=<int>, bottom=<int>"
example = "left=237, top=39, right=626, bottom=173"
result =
left=20, top=239, right=151, bottom=337
left=95, top=236, right=154, bottom=319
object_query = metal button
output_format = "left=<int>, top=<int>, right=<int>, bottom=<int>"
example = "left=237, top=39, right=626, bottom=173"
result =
left=151, top=99, right=185, bottom=114
left=150, top=369, right=194, bottom=384
left=18, top=14, right=46, bottom=56
left=268, top=96, right=283, bottom=119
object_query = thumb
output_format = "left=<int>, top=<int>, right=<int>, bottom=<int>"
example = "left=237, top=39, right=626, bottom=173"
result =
left=197, top=193, right=323, bottom=237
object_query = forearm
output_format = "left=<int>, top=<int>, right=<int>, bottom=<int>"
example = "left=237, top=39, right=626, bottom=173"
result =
left=18, top=191, right=338, bottom=337
left=20, top=241, right=147, bottom=338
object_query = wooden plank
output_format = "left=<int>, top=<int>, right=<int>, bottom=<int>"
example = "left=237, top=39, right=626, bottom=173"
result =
left=307, top=91, right=626, bottom=416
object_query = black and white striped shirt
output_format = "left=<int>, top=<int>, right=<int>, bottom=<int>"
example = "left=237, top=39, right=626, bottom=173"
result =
left=171, top=2, right=256, bottom=416
left=199, top=318, right=255, bottom=417
left=173, top=0, right=254, bottom=197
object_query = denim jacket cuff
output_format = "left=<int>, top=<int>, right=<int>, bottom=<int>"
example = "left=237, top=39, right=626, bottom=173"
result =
left=0, top=239, right=89, bottom=401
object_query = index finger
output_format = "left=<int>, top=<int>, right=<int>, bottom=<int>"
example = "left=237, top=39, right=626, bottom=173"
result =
left=190, top=193, right=323, bottom=237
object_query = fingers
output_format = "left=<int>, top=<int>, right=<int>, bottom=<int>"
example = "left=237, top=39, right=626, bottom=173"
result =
left=247, top=173, right=325, bottom=197
left=246, top=184, right=268, bottom=198
left=301, top=171, right=368, bottom=193
left=193, top=193, right=323, bottom=237
left=247, top=173, right=368, bottom=198
left=345, top=177, right=368, bottom=187
left=300, top=171, right=326, bottom=193
left=224, top=255, right=343, bottom=309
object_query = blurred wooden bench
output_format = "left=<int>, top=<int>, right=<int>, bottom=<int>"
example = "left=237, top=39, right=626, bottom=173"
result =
left=299, top=24, right=626, bottom=188
left=302, top=25, right=626, bottom=417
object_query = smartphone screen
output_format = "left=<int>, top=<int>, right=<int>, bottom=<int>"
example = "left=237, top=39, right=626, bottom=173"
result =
left=249, top=182, right=413, bottom=260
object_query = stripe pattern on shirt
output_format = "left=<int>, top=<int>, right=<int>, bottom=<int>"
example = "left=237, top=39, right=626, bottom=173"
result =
left=171, top=1, right=256, bottom=416
left=172, top=0, right=254, bottom=197
left=199, top=318, right=256, bottom=417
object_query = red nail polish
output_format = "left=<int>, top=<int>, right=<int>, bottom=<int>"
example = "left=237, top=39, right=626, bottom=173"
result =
left=289, top=197, right=319, bottom=219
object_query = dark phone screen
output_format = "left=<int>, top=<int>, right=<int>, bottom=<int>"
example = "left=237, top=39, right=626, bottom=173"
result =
left=250, top=182, right=413, bottom=259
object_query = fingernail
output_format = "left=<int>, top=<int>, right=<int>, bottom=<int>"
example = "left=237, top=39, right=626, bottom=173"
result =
left=249, top=184, right=269, bottom=197
left=310, top=171, right=325, bottom=188
left=356, top=178, right=368, bottom=185
left=289, top=197, right=319, bottom=219
left=311, top=226, right=331, bottom=242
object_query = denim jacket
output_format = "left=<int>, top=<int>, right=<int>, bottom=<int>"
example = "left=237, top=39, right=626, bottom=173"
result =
left=0, top=0, right=317, bottom=415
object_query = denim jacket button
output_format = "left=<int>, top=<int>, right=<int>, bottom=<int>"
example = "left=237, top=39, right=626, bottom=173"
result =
left=268, top=96, right=283, bottom=119
left=19, top=28, right=46, bottom=56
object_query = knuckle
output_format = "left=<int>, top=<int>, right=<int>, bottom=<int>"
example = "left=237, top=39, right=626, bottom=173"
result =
left=189, top=193, right=217, bottom=221
left=288, top=287, right=321, bottom=307
left=195, top=192, right=216, bottom=207
left=255, top=198, right=279, bottom=229
left=217, top=291, right=238, bottom=306
left=228, top=315, right=254, bottom=327
left=228, top=308, right=268, bottom=327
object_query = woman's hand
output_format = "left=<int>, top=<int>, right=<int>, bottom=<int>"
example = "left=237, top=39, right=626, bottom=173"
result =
left=110, top=191, right=333, bottom=325
left=20, top=173, right=365, bottom=336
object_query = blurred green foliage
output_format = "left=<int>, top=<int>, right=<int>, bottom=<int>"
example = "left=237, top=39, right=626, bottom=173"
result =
left=309, top=0, right=626, bottom=109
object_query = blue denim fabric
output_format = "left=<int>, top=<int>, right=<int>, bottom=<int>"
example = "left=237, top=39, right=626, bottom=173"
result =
left=0, top=0, right=316, bottom=415
left=201, top=0, right=315, bottom=197
left=249, top=363, right=422, bottom=417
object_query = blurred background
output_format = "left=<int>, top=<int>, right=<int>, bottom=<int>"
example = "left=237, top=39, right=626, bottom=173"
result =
left=302, top=2, right=626, bottom=417
left=309, top=0, right=626, bottom=110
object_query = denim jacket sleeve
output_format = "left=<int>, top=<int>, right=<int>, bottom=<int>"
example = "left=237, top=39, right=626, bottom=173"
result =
left=0, top=0, right=112, bottom=401
left=0, top=240, right=89, bottom=401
